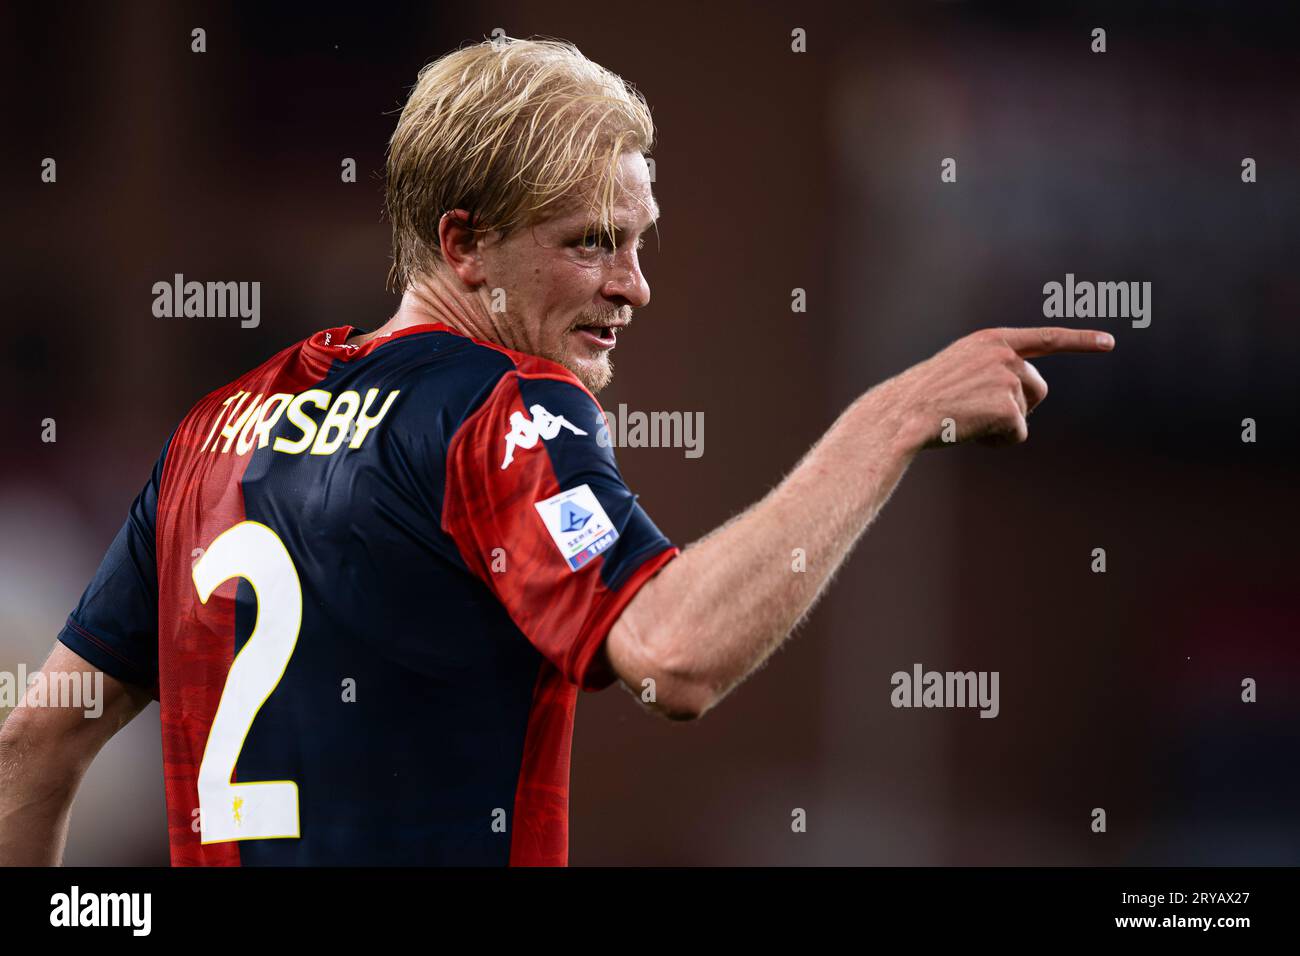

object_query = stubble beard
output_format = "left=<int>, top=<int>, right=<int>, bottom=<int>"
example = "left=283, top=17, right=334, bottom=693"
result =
left=554, top=310, right=628, bottom=393
left=560, top=342, right=614, bottom=393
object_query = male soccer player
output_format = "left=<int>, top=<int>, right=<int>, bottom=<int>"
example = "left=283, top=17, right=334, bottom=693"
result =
left=0, top=37, right=1113, bottom=866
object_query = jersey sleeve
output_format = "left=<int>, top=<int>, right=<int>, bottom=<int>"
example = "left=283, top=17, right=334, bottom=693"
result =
left=442, top=371, right=678, bottom=691
left=56, top=436, right=171, bottom=696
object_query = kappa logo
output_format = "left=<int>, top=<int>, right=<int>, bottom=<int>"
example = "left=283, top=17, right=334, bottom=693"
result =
left=321, top=330, right=359, bottom=351
left=501, top=404, right=587, bottom=469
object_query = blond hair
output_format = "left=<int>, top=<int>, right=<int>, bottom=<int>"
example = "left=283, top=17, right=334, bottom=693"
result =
left=384, top=36, right=655, bottom=292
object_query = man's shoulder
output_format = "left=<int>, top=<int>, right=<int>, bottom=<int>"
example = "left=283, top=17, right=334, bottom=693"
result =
left=418, top=329, right=598, bottom=405
left=387, top=328, right=603, bottom=428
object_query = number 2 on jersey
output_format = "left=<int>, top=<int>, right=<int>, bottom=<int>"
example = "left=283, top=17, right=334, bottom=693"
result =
left=192, top=520, right=302, bottom=843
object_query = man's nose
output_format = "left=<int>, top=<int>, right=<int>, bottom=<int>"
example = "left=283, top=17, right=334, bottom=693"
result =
left=602, top=248, right=650, bottom=308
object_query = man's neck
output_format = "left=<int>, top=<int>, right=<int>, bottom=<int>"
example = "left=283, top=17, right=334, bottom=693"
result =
left=348, top=276, right=484, bottom=347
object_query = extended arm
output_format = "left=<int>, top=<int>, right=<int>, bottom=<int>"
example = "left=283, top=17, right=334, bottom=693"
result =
left=605, top=326, right=1114, bottom=719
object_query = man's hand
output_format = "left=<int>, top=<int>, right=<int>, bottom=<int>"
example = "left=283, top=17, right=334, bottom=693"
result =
left=886, top=327, right=1115, bottom=450
left=604, top=325, right=1114, bottom=720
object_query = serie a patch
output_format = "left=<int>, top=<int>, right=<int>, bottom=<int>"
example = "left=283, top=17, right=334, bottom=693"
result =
left=534, top=484, right=618, bottom=571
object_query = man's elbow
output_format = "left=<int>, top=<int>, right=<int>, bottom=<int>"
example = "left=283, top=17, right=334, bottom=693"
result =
left=606, top=622, right=718, bottom=721
left=633, top=650, right=721, bottom=722
left=0, top=706, right=79, bottom=788
left=647, top=680, right=714, bottom=722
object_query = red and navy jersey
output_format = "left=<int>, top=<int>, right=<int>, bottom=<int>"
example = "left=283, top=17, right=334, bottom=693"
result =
left=57, top=323, right=677, bottom=865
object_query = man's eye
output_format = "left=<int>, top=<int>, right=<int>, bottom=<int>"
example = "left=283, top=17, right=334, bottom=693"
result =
left=573, top=232, right=644, bottom=253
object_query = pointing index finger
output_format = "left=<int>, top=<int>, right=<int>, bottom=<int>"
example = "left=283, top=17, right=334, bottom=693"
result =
left=996, top=327, right=1115, bottom=357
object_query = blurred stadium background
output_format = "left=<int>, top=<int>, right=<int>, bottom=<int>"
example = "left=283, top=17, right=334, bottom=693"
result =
left=1, top=0, right=1296, bottom=864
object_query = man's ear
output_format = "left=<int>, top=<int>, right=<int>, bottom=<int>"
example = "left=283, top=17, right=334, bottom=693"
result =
left=437, top=209, right=490, bottom=287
